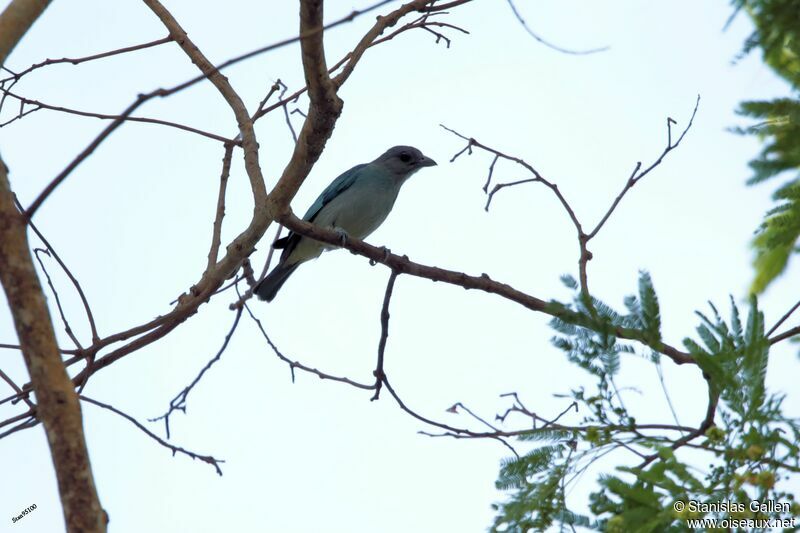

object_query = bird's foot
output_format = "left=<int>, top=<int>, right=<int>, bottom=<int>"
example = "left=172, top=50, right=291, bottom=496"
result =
left=369, top=246, right=392, bottom=266
left=333, top=227, right=349, bottom=247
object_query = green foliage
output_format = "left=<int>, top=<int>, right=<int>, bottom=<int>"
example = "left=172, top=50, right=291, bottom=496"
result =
left=492, top=275, right=800, bottom=532
left=638, top=271, right=662, bottom=343
left=730, top=1, right=800, bottom=292
left=732, top=0, right=800, bottom=86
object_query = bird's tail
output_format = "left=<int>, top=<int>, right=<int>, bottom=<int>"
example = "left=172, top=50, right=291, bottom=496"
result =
left=255, top=263, right=300, bottom=302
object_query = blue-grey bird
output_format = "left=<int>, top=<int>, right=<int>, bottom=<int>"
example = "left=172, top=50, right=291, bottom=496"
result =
left=255, top=145, right=437, bottom=302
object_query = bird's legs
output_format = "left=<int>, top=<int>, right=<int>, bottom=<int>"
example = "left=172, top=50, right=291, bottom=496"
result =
left=333, top=227, right=351, bottom=249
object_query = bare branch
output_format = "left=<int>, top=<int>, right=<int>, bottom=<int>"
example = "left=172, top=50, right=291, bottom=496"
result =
left=263, top=0, right=342, bottom=213
left=277, top=80, right=299, bottom=143
left=483, top=154, right=499, bottom=192
left=442, top=97, right=701, bottom=309
left=1, top=36, right=172, bottom=83
left=0, top=98, right=40, bottom=126
left=14, top=195, right=99, bottom=341
left=485, top=178, right=538, bottom=211
left=277, top=213, right=695, bottom=366
left=447, top=402, right=501, bottom=431
left=81, top=396, right=224, bottom=476
left=371, top=270, right=398, bottom=401
left=638, top=386, right=718, bottom=469
left=243, top=297, right=375, bottom=390
left=252, top=80, right=282, bottom=121
left=33, top=248, right=83, bottom=349
left=205, top=143, right=235, bottom=272
left=259, top=227, right=284, bottom=282
left=769, top=324, right=800, bottom=345
left=144, top=0, right=266, bottom=207
left=22, top=91, right=234, bottom=219
left=150, top=308, right=242, bottom=440
left=0, top=407, right=36, bottom=432
left=1, top=91, right=234, bottom=143
left=441, top=124, right=583, bottom=233
left=0, top=139, right=106, bottom=533
left=587, top=95, right=701, bottom=240
left=441, top=124, right=595, bottom=294
left=332, top=0, right=443, bottom=88
left=56, top=0, right=438, bottom=393
left=0, top=367, right=34, bottom=409
left=0, top=0, right=52, bottom=67
left=253, top=5, right=469, bottom=123
left=505, top=0, right=608, bottom=55
left=0, top=416, right=38, bottom=440
left=169, top=0, right=398, bottom=108
left=422, top=0, right=473, bottom=12
left=767, top=298, right=800, bottom=337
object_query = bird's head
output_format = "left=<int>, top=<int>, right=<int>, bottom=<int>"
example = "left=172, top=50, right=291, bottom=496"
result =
left=374, top=145, right=437, bottom=177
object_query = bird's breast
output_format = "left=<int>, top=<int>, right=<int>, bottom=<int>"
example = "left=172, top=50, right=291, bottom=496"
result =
left=314, top=176, right=401, bottom=240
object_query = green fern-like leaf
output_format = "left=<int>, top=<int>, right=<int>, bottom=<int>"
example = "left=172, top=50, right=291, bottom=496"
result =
left=638, top=271, right=662, bottom=342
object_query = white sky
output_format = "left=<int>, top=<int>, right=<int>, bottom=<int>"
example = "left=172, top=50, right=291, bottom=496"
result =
left=1, top=1, right=798, bottom=532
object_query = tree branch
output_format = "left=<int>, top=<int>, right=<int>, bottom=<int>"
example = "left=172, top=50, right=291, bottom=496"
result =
left=505, top=0, right=608, bottom=55
left=1, top=35, right=171, bottom=83
left=0, top=157, right=106, bottom=532
left=371, top=270, right=398, bottom=401
left=0, top=1, right=107, bottom=530
left=0, top=0, right=51, bottom=67
left=81, top=396, right=224, bottom=475
left=150, top=308, right=243, bottom=439
left=277, top=212, right=695, bottom=366
left=205, top=143, right=235, bottom=273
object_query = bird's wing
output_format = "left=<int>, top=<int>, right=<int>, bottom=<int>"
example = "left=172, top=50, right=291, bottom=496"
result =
left=302, top=163, right=367, bottom=222
left=273, top=163, right=367, bottom=252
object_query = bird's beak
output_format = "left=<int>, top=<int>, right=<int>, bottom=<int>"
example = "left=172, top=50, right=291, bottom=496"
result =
left=420, top=155, right=437, bottom=167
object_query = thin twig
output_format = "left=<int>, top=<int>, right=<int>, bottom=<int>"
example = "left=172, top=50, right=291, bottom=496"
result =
left=0, top=101, right=40, bottom=126
left=259, top=226, right=284, bottom=282
left=770, top=324, right=800, bottom=345
left=447, top=402, right=500, bottom=431
left=251, top=6, right=469, bottom=124
left=638, top=386, right=718, bottom=469
left=0, top=368, right=34, bottom=409
left=2, top=91, right=234, bottom=144
left=0, top=417, right=39, bottom=440
left=170, top=0, right=399, bottom=121
left=371, top=270, right=398, bottom=401
left=33, top=248, right=83, bottom=349
left=1, top=36, right=172, bottom=83
left=14, top=195, right=99, bottom=342
left=81, top=396, right=224, bottom=475
left=149, top=308, right=242, bottom=439
left=655, top=358, right=683, bottom=431
left=483, top=154, right=499, bottom=192
left=23, top=91, right=233, bottom=219
left=205, top=143, right=235, bottom=272
left=277, top=80, right=298, bottom=143
left=243, top=296, right=374, bottom=390
left=251, top=80, right=282, bottom=121
left=0, top=407, right=36, bottom=431
left=767, top=298, right=800, bottom=337
left=587, top=95, right=701, bottom=240
left=485, top=178, right=537, bottom=211
left=441, top=125, right=583, bottom=232
left=505, top=0, right=608, bottom=55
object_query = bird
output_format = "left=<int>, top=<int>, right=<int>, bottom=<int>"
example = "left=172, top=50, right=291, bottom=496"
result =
left=255, top=145, right=437, bottom=302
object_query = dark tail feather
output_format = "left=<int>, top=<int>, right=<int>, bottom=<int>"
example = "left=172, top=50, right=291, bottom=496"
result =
left=255, top=263, right=299, bottom=302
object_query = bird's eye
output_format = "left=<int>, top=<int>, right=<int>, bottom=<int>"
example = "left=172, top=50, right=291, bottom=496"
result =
left=399, top=152, right=411, bottom=163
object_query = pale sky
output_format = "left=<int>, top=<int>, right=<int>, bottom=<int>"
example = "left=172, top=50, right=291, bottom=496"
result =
left=1, top=1, right=798, bottom=532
